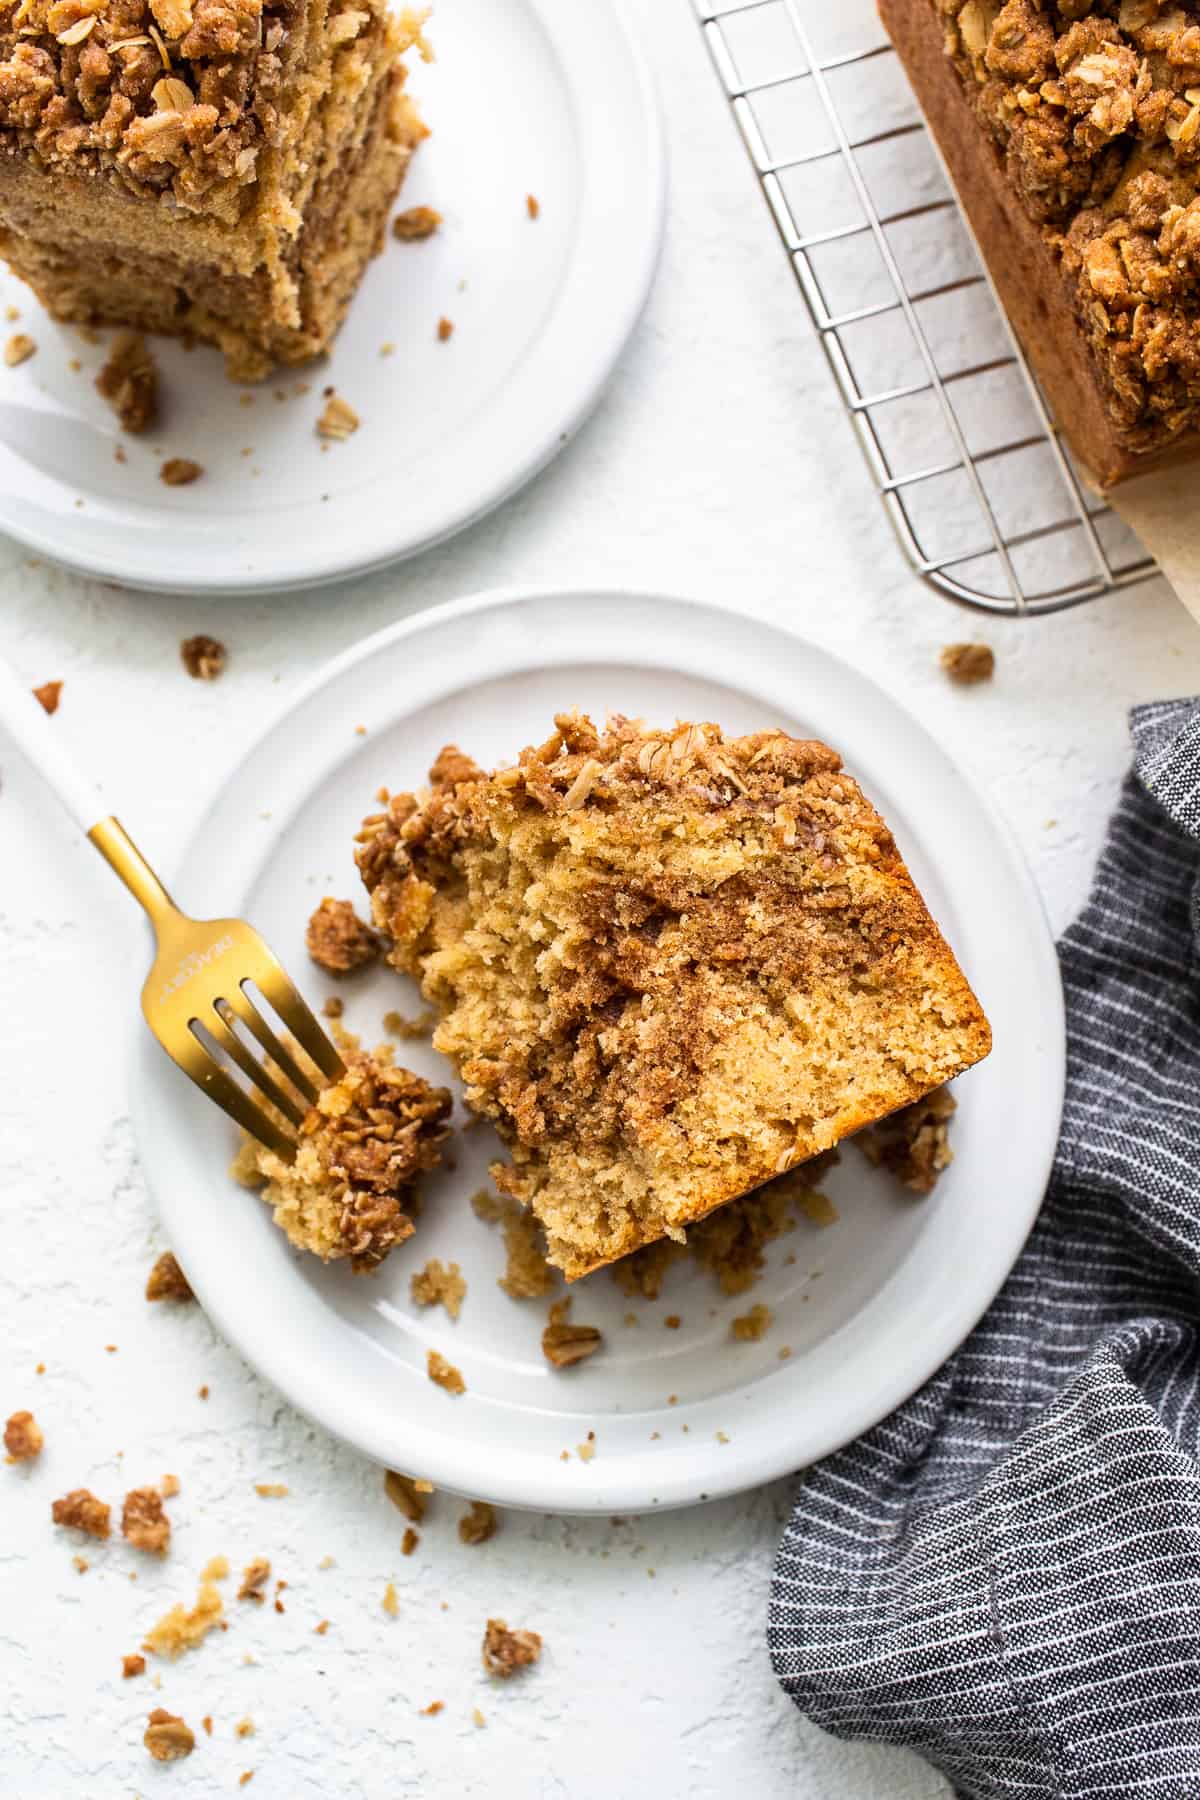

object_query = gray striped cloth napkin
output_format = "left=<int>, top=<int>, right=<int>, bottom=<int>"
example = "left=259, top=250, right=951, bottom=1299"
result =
left=769, top=698, right=1200, bottom=1800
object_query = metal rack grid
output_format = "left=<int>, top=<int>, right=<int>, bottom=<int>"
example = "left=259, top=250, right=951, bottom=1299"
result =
left=694, top=0, right=1158, bottom=616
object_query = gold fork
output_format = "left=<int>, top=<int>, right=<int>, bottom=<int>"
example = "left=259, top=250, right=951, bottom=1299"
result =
left=1, top=658, right=343, bottom=1158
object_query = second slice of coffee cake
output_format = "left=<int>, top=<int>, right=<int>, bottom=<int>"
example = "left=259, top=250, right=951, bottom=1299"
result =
left=0, top=0, right=430, bottom=376
left=357, top=714, right=992, bottom=1281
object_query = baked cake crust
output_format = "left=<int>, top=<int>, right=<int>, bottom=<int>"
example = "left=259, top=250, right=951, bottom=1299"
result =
left=884, top=0, right=1200, bottom=485
left=357, top=713, right=991, bottom=1281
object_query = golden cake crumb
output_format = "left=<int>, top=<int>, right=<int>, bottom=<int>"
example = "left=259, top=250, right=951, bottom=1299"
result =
left=143, top=1580, right=224, bottom=1659
left=306, top=898, right=380, bottom=974
left=235, top=1718, right=255, bottom=1738
left=201, top=1717, right=213, bottom=1735
left=427, top=1349, right=465, bottom=1396
left=52, top=1489, right=110, bottom=1539
left=384, top=1470, right=430, bottom=1522
left=4, top=332, right=35, bottom=366
left=436, top=316, right=454, bottom=341
left=122, top=1653, right=146, bottom=1679
left=238, top=1557, right=271, bottom=1602
left=161, top=1474, right=181, bottom=1499
left=393, top=204, right=442, bottom=239
left=315, top=1618, right=330, bottom=1634
left=5, top=1410, right=43, bottom=1462
left=526, top=194, right=540, bottom=219
left=122, top=1487, right=171, bottom=1554
left=482, top=1618, right=542, bottom=1678
left=4, top=306, right=17, bottom=321
left=541, top=1298, right=602, bottom=1368
left=856, top=1085, right=957, bottom=1195
left=32, top=680, right=62, bottom=716
left=472, top=1707, right=486, bottom=1728
left=420, top=1699, right=444, bottom=1716
left=457, top=1501, right=497, bottom=1545
left=239, top=1775, right=254, bottom=1788
left=72, top=1555, right=89, bottom=1573
left=731, top=1303, right=773, bottom=1343
left=180, top=635, right=226, bottom=681
left=200, top=1556, right=229, bottom=1582
left=232, top=1038, right=451, bottom=1271
left=382, top=1581, right=400, bottom=1617
left=254, top=1484, right=288, bottom=1499
left=146, top=1250, right=194, bottom=1302
left=940, top=644, right=995, bottom=686
left=144, top=1708, right=195, bottom=1762
left=160, top=457, right=204, bottom=487
left=472, top=1193, right=556, bottom=1300
left=317, top=394, right=359, bottom=440
left=577, top=1438, right=596, bottom=1463
left=410, top=1258, right=466, bottom=1320
left=383, top=1006, right=437, bottom=1039
left=96, top=335, right=157, bottom=433
left=358, top=715, right=989, bottom=1281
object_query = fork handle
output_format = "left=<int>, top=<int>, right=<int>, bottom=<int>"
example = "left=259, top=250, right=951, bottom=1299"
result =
left=0, top=652, right=105, bottom=832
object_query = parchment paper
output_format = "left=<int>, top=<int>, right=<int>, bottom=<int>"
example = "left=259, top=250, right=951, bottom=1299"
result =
left=1111, top=469, right=1200, bottom=625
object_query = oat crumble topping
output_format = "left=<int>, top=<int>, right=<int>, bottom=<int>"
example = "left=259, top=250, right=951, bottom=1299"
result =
left=4, top=1409, right=43, bottom=1461
left=384, top=1470, right=430, bottom=1521
left=122, top=1485, right=171, bottom=1553
left=160, top=456, right=203, bottom=485
left=95, top=334, right=157, bottom=433
left=145, top=1249, right=194, bottom=1300
left=144, top=1708, right=195, bottom=1762
left=180, top=633, right=225, bottom=679
left=481, top=1618, right=541, bottom=1678
left=143, top=1577, right=224, bottom=1657
left=410, top=1257, right=466, bottom=1319
left=731, top=1302, right=773, bottom=1342
left=541, top=1297, right=603, bottom=1368
left=306, top=897, right=380, bottom=973
left=392, top=202, right=440, bottom=238
left=316, top=393, right=358, bottom=439
left=52, top=1487, right=110, bottom=1538
left=383, top=1005, right=436, bottom=1039
left=940, top=643, right=996, bottom=684
left=457, top=1500, right=496, bottom=1544
left=426, top=1348, right=465, bottom=1395
left=238, top=1556, right=271, bottom=1600
left=856, top=1084, right=958, bottom=1193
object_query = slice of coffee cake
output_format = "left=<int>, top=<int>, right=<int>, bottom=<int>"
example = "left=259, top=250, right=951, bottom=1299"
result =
left=357, top=715, right=991, bottom=1281
left=0, top=0, right=430, bottom=376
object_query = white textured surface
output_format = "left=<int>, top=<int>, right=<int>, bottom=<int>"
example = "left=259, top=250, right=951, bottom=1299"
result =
left=0, top=2, right=1196, bottom=1795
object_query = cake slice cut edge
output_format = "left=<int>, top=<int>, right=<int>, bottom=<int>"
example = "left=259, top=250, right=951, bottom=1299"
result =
left=357, top=713, right=993, bottom=1282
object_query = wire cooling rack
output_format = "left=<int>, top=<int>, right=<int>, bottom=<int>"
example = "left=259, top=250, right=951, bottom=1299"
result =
left=694, top=0, right=1158, bottom=615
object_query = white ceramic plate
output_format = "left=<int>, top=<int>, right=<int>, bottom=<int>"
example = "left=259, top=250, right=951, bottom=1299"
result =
left=0, top=0, right=663, bottom=594
left=131, top=589, right=1065, bottom=1513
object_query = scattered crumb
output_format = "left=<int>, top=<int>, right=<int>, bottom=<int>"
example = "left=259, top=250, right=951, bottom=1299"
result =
left=322, top=995, right=345, bottom=1020
left=380, top=342, right=395, bottom=357
left=383, top=1006, right=436, bottom=1040
left=239, top=1775, right=254, bottom=1788
left=797, top=1190, right=839, bottom=1225
left=51, top=1489, right=110, bottom=1539
left=526, top=193, right=540, bottom=219
left=856, top=1086, right=957, bottom=1195
left=35, top=1364, right=44, bottom=1375
left=731, top=1303, right=773, bottom=1343
left=198, top=1385, right=209, bottom=1400
left=318, top=1554, right=335, bottom=1570
left=577, top=1438, right=596, bottom=1464
left=314, top=1619, right=329, bottom=1635
left=160, top=457, right=203, bottom=487
left=382, top=1582, right=400, bottom=1618
left=144, top=1708, right=195, bottom=1762
left=716, top=1431, right=730, bottom=1444
left=73, top=1555, right=89, bottom=1573
left=427, top=1350, right=466, bottom=1396
left=32, top=680, right=62, bottom=716
left=542, top=1298, right=602, bottom=1369
left=402, top=1526, right=419, bottom=1556
left=180, top=635, right=226, bottom=681
left=5, top=1410, right=43, bottom=1462
left=317, top=394, right=359, bottom=440
left=202, top=1716, right=213, bottom=1735
left=305, top=897, right=380, bottom=974
left=4, top=332, right=35, bottom=366
left=940, top=643, right=994, bottom=685
left=664, top=1315, right=681, bottom=1330
left=114, top=443, right=127, bottom=463
left=667, top=1395, right=678, bottom=1406
left=457, top=1501, right=497, bottom=1545
left=105, top=1344, right=118, bottom=1353
left=145, top=1250, right=194, bottom=1301
left=482, top=1619, right=542, bottom=1678
left=202, top=1556, right=230, bottom=1581
left=623, top=1312, right=637, bottom=1327
left=68, top=356, right=81, bottom=372
left=436, top=316, right=454, bottom=341
left=143, top=1579, right=224, bottom=1658
left=420, top=1700, right=444, bottom=1717
left=384, top=1472, right=431, bottom=1523
left=393, top=205, right=442, bottom=240
left=122, top=1487, right=171, bottom=1554
left=254, top=1484, right=289, bottom=1498
left=235, top=1718, right=255, bottom=1739
left=238, top=1558, right=271, bottom=1602
left=778, top=1345, right=792, bottom=1360
left=472, top=1707, right=486, bottom=1728
left=485, top=1197, right=555, bottom=1300
left=160, top=1474, right=180, bottom=1499
left=96, top=333, right=157, bottom=432
left=3, top=304, right=16, bottom=320
left=122, top=1653, right=146, bottom=1679
left=410, top=1259, right=466, bottom=1321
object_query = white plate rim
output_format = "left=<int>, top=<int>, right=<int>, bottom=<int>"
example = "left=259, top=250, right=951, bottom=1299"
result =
left=130, top=586, right=1066, bottom=1511
left=0, top=0, right=666, bottom=595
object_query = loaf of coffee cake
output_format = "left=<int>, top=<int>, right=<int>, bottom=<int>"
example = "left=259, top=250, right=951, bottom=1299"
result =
left=882, top=0, right=1200, bottom=486
left=356, top=714, right=992, bottom=1281
left=0, top=0, right=430, bottom=376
